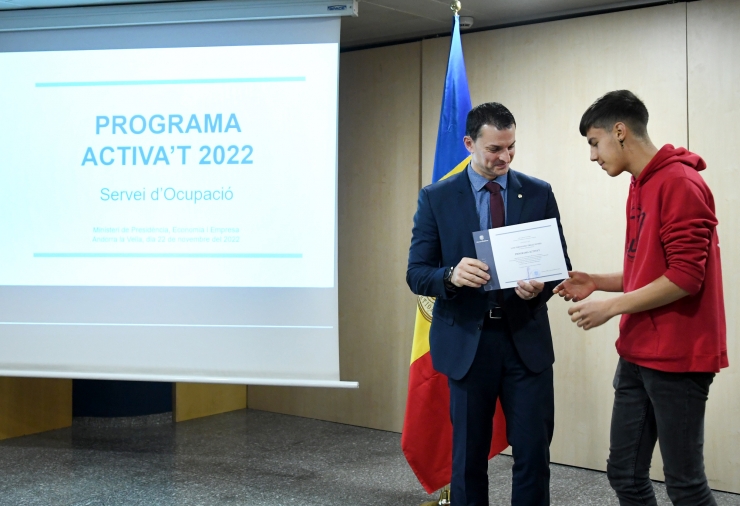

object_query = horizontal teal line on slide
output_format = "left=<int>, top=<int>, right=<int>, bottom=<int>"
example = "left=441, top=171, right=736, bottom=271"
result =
left=33, top=253, right=302, bottom=259
left=35, top=77, right=306, bottom=88
left=0, top=322, right=332, bottom=329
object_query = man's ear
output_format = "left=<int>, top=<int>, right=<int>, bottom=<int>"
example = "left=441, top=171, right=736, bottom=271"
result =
left=463, top=135, right=475, bottom=153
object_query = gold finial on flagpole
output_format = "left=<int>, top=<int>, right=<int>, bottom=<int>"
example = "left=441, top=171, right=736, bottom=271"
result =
left=450, top=1, right=461, bottom=14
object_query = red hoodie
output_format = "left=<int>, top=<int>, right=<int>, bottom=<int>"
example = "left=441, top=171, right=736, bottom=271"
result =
left=618, top=144, right=728, bottom=373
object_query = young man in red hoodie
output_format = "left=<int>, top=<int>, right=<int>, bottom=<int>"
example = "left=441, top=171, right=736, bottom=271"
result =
left=554, top=90, right=727, bottom=506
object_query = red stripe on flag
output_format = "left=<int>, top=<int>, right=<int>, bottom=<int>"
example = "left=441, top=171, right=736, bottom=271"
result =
left=402, top=351, right=509, bottom=493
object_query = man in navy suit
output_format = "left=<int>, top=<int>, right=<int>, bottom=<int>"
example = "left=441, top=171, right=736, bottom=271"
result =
left=407, top=103, right=571, bottom=506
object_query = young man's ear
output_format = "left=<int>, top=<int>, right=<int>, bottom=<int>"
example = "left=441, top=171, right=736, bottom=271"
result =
left=613, top=122, right=627, bottom=147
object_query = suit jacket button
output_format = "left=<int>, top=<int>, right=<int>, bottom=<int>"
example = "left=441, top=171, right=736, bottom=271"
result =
left=477, top=324, right=482, bottom=330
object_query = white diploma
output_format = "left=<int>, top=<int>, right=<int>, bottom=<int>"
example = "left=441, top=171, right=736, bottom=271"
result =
left=473, top=218, right=568, bottom=290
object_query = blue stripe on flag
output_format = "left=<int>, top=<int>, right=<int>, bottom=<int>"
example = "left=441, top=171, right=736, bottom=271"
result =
left=432, top=14, right=472, bottom=184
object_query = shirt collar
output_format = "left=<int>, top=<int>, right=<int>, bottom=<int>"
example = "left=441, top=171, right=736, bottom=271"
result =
left=467, top=164, right=508, bottom=192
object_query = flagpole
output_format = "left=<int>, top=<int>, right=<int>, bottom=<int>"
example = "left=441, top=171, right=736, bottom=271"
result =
left=417, top=3, right=461, bottom=506
left=405, top=0, right=506, bottom=499
left=424, top=0, right=458, bottom=494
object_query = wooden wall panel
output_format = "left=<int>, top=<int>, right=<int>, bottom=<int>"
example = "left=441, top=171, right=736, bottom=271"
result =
left=422, top=3, right=688, bottom=476
left=173, top=383, right=246, bottom=423
left=420, top=37, right=448, bottom=188
left=247, top=42, right=422, bottom=432
left=0, top=377, right=72, bottom=440
left=687, top=0, right=740, bottom=493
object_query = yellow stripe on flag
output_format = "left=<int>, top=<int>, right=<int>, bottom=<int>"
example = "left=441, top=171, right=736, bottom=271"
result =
left=410, top=307, right=432, bottom=365
left=409, top=155, right=471, bottom=366
left=441, top=155, right=471, bottom=181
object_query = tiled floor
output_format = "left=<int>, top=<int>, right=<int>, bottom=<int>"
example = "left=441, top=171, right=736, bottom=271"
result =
left=0, top=409, right=737, bottom=505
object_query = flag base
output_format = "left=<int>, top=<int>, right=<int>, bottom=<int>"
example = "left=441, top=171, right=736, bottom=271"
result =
left=420, top=487, right=450, bottom=506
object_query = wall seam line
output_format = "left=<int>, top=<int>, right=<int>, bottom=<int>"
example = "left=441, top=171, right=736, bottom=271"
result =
left=685, top=1, right=690, bottom=150
left=418, top=41, right=423, bottom=191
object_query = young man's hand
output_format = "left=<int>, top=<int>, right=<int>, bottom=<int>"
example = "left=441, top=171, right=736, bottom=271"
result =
left=568, top=299, right=616, bottom=330
left=553, top=271, right=597, bottom=302
left=566, top=275, right=689, bottom=331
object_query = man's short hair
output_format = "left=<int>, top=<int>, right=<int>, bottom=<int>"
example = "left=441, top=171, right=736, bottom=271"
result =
left=466, top=102, right=516, bottom=140
left=579, top=90, right=649, bottom=138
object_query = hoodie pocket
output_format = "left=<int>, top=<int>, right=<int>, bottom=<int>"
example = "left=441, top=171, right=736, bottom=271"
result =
left=619, top=311, right=660, bottom=356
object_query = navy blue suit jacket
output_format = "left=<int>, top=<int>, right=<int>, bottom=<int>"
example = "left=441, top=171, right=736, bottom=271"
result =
left=406, top=168, right=571, bottom=380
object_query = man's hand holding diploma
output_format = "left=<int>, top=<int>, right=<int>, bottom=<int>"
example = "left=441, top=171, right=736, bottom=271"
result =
left=452, top=257, right=543, bottom=300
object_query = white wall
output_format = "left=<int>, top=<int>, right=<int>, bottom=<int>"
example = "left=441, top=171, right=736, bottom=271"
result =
left=687, top=0, right=740, bottom=493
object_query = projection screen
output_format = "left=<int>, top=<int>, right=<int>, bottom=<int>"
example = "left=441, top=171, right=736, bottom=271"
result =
left=0, top=2, right=357, bottom=387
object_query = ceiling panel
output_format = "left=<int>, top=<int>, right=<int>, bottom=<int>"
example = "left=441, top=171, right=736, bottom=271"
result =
left=341, top=1, right=450, bottom=46
left=342, top=0, right=674, bottom=49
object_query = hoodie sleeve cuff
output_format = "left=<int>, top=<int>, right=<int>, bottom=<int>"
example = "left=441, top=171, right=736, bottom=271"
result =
left=664, top=268, right=702, bottom=296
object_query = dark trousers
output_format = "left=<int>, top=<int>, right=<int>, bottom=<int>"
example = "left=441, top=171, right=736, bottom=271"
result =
left=607, top=358, right=717, bottom=506
left=448, top=319, right=554, bottom=506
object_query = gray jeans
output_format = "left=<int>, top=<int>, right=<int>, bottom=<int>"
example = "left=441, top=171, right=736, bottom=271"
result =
left=606, top=358, right=717, bottom=506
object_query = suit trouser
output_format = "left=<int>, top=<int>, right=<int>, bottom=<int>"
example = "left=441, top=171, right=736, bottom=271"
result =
left=448, top=318, right=554, bottom=506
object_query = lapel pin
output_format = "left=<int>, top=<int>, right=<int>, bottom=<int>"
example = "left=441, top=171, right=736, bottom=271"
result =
left=518, top=194, right=522, bottom=198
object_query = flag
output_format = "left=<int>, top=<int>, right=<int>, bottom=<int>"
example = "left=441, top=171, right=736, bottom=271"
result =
left=401, top=14, right=509, bottom=494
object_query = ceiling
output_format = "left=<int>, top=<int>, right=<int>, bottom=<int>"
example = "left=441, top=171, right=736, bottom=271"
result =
left=340, top=0, right=676, bottom=48
left=0, top=0, right=681, bottom=49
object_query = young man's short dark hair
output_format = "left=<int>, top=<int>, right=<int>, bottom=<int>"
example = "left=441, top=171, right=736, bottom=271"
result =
left=579, top=90, right=650, bottom=138
left=466, top=102, right=516, bottom=140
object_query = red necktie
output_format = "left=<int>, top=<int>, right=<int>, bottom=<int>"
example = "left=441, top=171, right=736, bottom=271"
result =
left=484, top=181, right=505, bottom=228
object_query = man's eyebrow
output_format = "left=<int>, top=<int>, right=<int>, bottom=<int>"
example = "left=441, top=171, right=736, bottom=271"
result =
left=487, top=141, right=516, bottom=149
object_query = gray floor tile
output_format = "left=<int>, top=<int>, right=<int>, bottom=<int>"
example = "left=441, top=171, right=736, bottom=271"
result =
left=0, top=409, right=737, bottom=505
